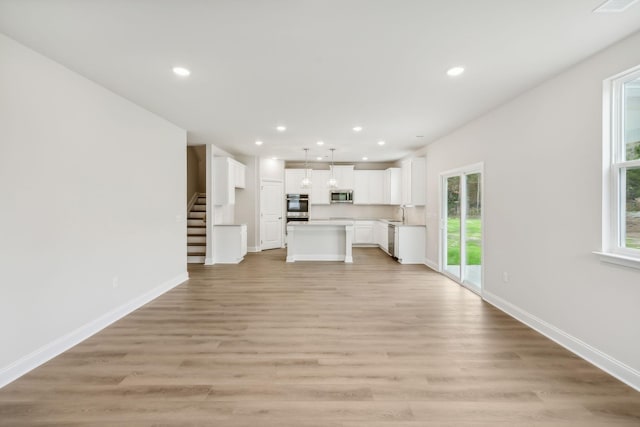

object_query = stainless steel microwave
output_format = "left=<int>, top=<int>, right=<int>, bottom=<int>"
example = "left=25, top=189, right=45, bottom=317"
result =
left=330, top=190, right=353, bottom=204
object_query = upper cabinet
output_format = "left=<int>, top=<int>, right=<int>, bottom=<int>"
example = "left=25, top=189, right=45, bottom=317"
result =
left=234, top=160, right=246, bottom=189
left=285, top=168, right=312, bottom=195
left=354, top=168, right=401, bottom=205
left=214, top=157, right=246, bottom=205
left=310, top=170, right=331, bottom=205
left=401, top=157, right=425, bottom=206
left=384, top=167, right=402, bottom=205
left=329, top=165, right=355, bottom=190
left=283, top=162, right=422, bottom=206
left=353, top=170, right=385, bottom=205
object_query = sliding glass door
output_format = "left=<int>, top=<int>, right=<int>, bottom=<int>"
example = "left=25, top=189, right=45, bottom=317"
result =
left=464, top=173, right=482, bottom=290
left=442, top=166, right=483, bottom=293
left=445, top=176, right=461, bottom=279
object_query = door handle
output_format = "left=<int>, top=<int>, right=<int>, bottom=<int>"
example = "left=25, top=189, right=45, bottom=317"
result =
left=278, top=217, right=282, bottom=219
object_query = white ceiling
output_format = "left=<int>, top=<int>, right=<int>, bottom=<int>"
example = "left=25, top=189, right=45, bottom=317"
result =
left=1, top=1, right=640, bottom=162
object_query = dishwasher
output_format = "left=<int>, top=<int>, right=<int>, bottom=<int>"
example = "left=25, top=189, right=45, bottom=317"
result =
left=388, top=224, right=397, bottom=258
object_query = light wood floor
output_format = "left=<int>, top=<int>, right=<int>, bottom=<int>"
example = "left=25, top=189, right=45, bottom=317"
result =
left=1, top=248, right=639, bottom=426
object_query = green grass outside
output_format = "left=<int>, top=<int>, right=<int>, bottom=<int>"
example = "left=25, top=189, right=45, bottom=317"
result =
left=447, top=217, right=482, bottom=265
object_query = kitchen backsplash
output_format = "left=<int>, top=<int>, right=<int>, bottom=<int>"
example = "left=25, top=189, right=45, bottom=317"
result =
left=310, top=204, right=424, bottom=223
left=404, top=206, right=425, bottom=225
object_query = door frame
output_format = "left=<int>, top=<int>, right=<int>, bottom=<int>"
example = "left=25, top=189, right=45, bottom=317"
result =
left=439, top=162, right=485, bottom=296
left=260, top=178, right=284, bottom=251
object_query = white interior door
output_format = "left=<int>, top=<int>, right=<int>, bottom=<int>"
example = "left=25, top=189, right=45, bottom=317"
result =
left=261, top=180, right=283, bottom=250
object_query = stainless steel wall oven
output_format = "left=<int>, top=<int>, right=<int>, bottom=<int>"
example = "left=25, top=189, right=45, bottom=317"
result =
left=286, top=194, right=309, bottom=222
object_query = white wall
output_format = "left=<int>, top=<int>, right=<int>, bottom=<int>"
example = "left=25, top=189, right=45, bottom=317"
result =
left=235, top=155, right=259, bottom=250
left=260, top=157, right=285, bottom=181
left=423, top=30, right=640, bottom=389
left=310, top=204, right=399, bottom=220
left=0, top=34, right=187, bottom=386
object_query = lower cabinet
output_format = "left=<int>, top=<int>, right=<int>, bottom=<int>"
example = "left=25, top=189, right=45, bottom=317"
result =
left=213, top=224, right=247, bottom=263
left=374, top=221, right=389, bottom=253
left=373, top=221, right=423, bottom=262
left=396, top=226, right=425, bottom=264
left=353, top=220, right=375, bottom=245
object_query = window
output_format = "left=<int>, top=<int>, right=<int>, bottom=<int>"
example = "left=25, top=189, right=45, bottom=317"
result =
left=600, top=65, right=640, bottom=268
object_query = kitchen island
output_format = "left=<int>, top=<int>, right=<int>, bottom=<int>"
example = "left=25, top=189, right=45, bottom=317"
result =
left=286, top=220, right=354, bottom=263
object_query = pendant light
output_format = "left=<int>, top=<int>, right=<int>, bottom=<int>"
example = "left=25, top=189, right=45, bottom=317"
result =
left=301, top=148, right=311, bottom=188
left=327, top=148, right=338, bottom=188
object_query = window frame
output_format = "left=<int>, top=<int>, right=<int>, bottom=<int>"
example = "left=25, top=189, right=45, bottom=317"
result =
left=599, top=65, right=640, bottom=269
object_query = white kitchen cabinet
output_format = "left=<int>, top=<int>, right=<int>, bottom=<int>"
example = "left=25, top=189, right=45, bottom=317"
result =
left=214, top=157, right=239, bottom=205
left=330, top=165, right=355, bottom=190
left=396, top=225, right=425, bottom=264
left=353, top=220, right=375, bottom=245
left=285, top=168, right=312, bottom=195
left=401, top=160, right=410, bottom=205
left=353, top=170, right=385, bottom=205
left=233, top=160, right=246, bottom=188
left=384, top=168, right=401, bottom=205
left=375, top=220, right=389, bottom=253
left=214, top=157, right=246, bottom=205
left=213, top=224, right=247, bottom=263
left=401, top=157, right=426, bottom=206
left=310, top=170, right=330, bottom=205
left=369, top=171, right=385, bottom=204
left=353, top=171, right=369, bottom=204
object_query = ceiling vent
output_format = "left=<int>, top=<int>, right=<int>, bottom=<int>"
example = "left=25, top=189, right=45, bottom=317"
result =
left=593, top=0, right=640, bottom=12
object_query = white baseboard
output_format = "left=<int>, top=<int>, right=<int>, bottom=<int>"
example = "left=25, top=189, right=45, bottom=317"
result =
left=0, top=272, right=189, bottom=389
left=213, top=257, right=243, bottom=264
left=483, top=290, right=640, bottom=392
left=286, top=254, right=345, bottom=262
left=247, top=246, right=259, bottom=253
left=424, top=258, right=439, bottom=271
left=397, top=257, right=424, bottom=264
left=204, top=257, right=215, bottom=265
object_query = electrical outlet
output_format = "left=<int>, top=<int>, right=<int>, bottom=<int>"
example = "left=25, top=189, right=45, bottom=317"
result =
left=112, top=276, right=119, bottom=288
left=502, top=272, right=509, bottom=283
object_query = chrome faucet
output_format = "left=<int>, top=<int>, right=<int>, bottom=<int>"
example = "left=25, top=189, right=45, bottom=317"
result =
left=400, top=204, right=413, bottom=224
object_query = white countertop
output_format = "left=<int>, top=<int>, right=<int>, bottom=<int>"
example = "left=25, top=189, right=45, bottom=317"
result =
left=288, top=220, right=354, bottom=226
left=307, top=218, right=425, bottom=227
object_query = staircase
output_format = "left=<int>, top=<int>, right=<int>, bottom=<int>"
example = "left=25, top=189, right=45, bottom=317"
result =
left=187, top=193, right=207, bottom=263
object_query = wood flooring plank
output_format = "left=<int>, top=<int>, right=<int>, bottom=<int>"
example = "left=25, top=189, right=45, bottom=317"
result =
left=0, top=247, right=638, bottom=426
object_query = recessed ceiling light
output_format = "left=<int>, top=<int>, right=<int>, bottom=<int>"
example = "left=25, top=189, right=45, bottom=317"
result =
left=271, top=156, right=278, bottom=160
left=377, top=140, right=385, bottom=146
left=172, top=66, right=191, bottom=77
left=317, top=141, right=324, bottom=146
left=353, top=126, right=363, bottom=132
left=316, top=156, right=322, bottom=161
left=362, top=156, right=368, bottom=161
left=276, top=125, right=286, bottom=132
left=447, top=66, right=465, bottom=77
left=255, top=140, right=263, bottom=146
